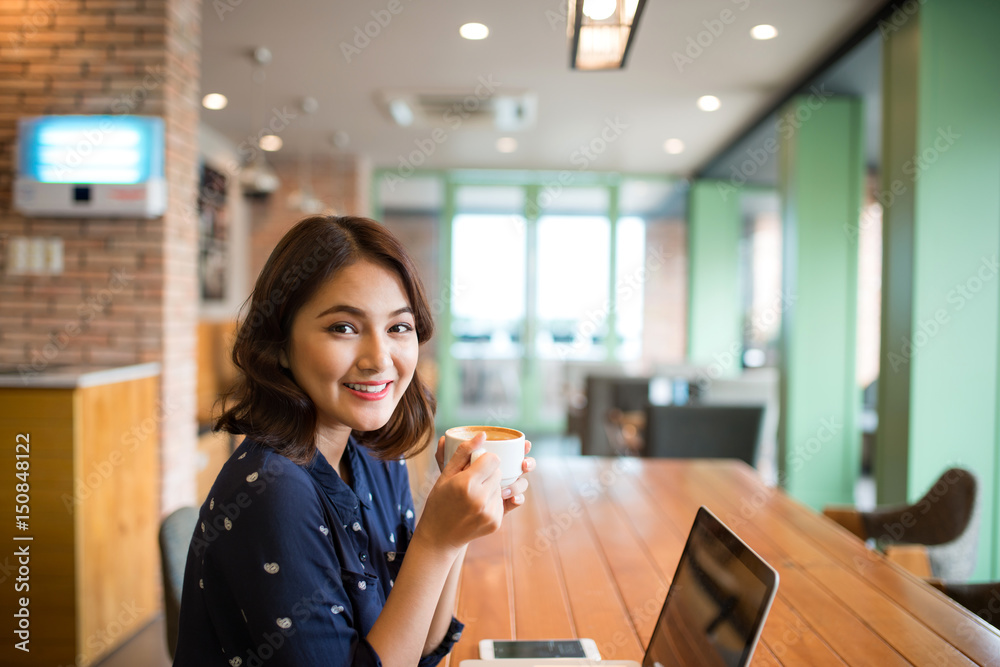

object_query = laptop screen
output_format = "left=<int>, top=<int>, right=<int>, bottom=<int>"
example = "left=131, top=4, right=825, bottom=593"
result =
left=642, top=507, right=778, bottom=667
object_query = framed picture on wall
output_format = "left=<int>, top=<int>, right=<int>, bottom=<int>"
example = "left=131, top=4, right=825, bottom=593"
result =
left=198, top=164, right=229, bottom=301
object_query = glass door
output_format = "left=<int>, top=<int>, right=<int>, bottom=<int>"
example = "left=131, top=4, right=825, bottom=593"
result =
left=444, top=185, right=527, bottom=426
left=533, top=187, right=613, bottom=427
left=431, top=175, right=666, bottom=436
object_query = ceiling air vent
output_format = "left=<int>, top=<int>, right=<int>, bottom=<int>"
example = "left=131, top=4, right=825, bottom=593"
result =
left=378, top=89, right=537, bottom=132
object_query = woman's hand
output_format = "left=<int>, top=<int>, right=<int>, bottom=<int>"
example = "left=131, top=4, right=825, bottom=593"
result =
left=501, top=440, right=534, bottom=513
left=433, top=436, right=536, bottom=515
left=417, top=434, right=505, bottom=551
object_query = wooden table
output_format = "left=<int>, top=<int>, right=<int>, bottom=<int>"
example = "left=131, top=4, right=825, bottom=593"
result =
left=449, top=457, right=1000, bottom=666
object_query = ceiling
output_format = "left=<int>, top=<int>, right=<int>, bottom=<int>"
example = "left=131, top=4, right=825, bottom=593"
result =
left=200, top=0, right=887, bottom=177
left=701, top=29, right=883, bottom=184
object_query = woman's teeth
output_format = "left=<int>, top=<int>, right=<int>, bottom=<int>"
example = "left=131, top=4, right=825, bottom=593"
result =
left=345, top=383, right=388, bottom=393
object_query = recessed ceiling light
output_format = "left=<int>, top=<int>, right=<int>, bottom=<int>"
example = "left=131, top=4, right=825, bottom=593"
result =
left=663, top=138, right=685, bottom=154
left=496, top=137, right=518, bottom=153
left=750, top=24, right=778, bottom=40
left=582, top=0, right=617, bottom=21
left=330, top=130, right=350, bottom=149
left=202, top=93, right=228, bottom=110
left=258, top=134, right=283, bottom=151
left=388, top=99, right=414, bottom=127
left=697, top=95, right=721, bottom=112
left=460, top=22, right=489, bottom=40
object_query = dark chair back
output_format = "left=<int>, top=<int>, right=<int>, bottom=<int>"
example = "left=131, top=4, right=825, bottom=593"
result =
left=643, top=404, right=764, bottom=465
left=862, top=468, right=979, bottom=580
left=159, top=506, right=198, bottom=659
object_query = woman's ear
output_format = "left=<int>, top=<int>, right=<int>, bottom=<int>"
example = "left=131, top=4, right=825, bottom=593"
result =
left=278, top=349, right=289, bottom=369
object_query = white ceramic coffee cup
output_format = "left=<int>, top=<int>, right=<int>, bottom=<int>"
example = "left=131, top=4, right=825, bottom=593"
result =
left=444, top=425, right=525, bottom=487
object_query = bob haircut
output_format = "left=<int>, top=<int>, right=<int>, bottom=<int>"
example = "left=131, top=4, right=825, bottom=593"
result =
left=216, top=215, right=436, bottom=464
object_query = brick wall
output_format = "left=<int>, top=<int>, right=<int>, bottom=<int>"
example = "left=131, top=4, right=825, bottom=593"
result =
left=160, top=0, right=200, bottom=512
left=0, top=0, right=201, bottom=514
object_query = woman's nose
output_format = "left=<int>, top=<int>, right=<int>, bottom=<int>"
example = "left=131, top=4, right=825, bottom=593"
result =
left=357, top=333, right=391, bottom=372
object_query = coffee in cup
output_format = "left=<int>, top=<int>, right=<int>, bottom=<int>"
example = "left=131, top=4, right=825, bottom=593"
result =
left=444, top=426, right=525, bottom=487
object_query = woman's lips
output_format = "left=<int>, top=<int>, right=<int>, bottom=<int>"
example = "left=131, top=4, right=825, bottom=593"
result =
left=343, top=381, right=392, bottom=401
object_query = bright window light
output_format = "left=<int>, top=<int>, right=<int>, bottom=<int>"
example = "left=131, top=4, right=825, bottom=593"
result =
left=615, top=216, right=646, bottom=360
left=451, top=214, right=526, bottom=321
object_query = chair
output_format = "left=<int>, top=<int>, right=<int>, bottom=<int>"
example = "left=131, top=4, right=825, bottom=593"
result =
left=928, top=580, right=1000, bottom=630
left=581, top=375, right=651, bottom=455
left=159, top=506, right=199, bottom=659
left=642, top=404, right=764, bottom=466
left=823, top=468, right=980, bottom=581
left=699, top=368, right=780, bottom=483
left=604, top=408, right=646, bottom=456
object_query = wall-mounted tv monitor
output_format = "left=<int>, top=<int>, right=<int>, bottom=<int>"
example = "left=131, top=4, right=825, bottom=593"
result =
left=14, top=115, right=166, bottom=218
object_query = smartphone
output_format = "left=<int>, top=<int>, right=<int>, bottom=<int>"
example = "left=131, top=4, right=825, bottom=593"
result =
left=479, top=639, right=601, bottom=660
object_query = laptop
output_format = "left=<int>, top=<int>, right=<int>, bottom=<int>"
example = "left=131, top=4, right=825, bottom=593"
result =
left=464, top=506, right=779, bottom=667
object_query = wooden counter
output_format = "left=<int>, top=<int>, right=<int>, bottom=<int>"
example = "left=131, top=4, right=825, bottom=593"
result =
left=0, top=363, right=161, bottom=666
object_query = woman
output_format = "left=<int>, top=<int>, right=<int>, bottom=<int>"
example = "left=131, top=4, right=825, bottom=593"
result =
left=174, top=215, right=534, bottom=667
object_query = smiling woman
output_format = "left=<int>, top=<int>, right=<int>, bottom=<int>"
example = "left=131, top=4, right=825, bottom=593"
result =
left=278, top=261, right=422, bottom=452
left=173, top=215, right=535, bottom=667
left=217, top=215, right=436, bottom=465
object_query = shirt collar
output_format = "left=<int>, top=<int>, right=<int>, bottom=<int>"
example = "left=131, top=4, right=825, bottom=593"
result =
left=305, top=437, right=374, bottom=512
left=346, top=439, right=374, bottom=510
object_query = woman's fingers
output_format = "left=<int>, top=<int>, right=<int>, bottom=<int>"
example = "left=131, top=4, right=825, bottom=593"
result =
left=469, top=450, right=502, bottom=484
left=503, top=476, right=528, bottom=497
left=503, top=494, right=525, bottom=512
left=502, top=477, right=529, bottom=513
left=522, top=456, right=536, bottom=473
left=441, top=433, right=486, bottom=476
left=418, top=449, right=506, bottom=549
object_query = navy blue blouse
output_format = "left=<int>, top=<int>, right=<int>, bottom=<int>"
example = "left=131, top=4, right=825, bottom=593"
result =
left=173, top=437, right=464, bottom=667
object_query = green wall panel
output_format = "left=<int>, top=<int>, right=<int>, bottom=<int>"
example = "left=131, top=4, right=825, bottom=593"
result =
left=687, top=180, right=743, bottom=374
left=906, top=0, right=1000, bottom=580
left=778, top=97, right=863, bottom=509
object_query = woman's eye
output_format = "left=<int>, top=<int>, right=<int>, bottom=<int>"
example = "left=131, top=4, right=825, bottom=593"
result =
left=327, top=323, right=356, bottom=334
left=389, top=323, right=414, bottom=334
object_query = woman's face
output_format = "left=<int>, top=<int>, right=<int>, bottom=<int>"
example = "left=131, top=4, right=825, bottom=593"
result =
left=281, top=260, right=419, bottom=437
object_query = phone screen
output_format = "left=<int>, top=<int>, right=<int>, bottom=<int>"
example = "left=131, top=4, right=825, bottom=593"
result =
left=492, top=640, right=587, bottom=658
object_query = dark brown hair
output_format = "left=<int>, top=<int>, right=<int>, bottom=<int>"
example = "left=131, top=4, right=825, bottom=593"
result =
left=216, top=215, right=436, bottom=464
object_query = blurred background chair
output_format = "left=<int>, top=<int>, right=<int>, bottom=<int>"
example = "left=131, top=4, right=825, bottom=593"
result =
left=699, top=368, right=779, bottom=483
left=159, top=506, right=199, bottom=659
left=605, top=407, right=646, bottom=456
left=823, top=467, right=979, bottom=581
left=927, top=580, right=1000, bottom=630
left=641, top=404, right=764, bottom=466
left=579, top=375, right=651, bottom=456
